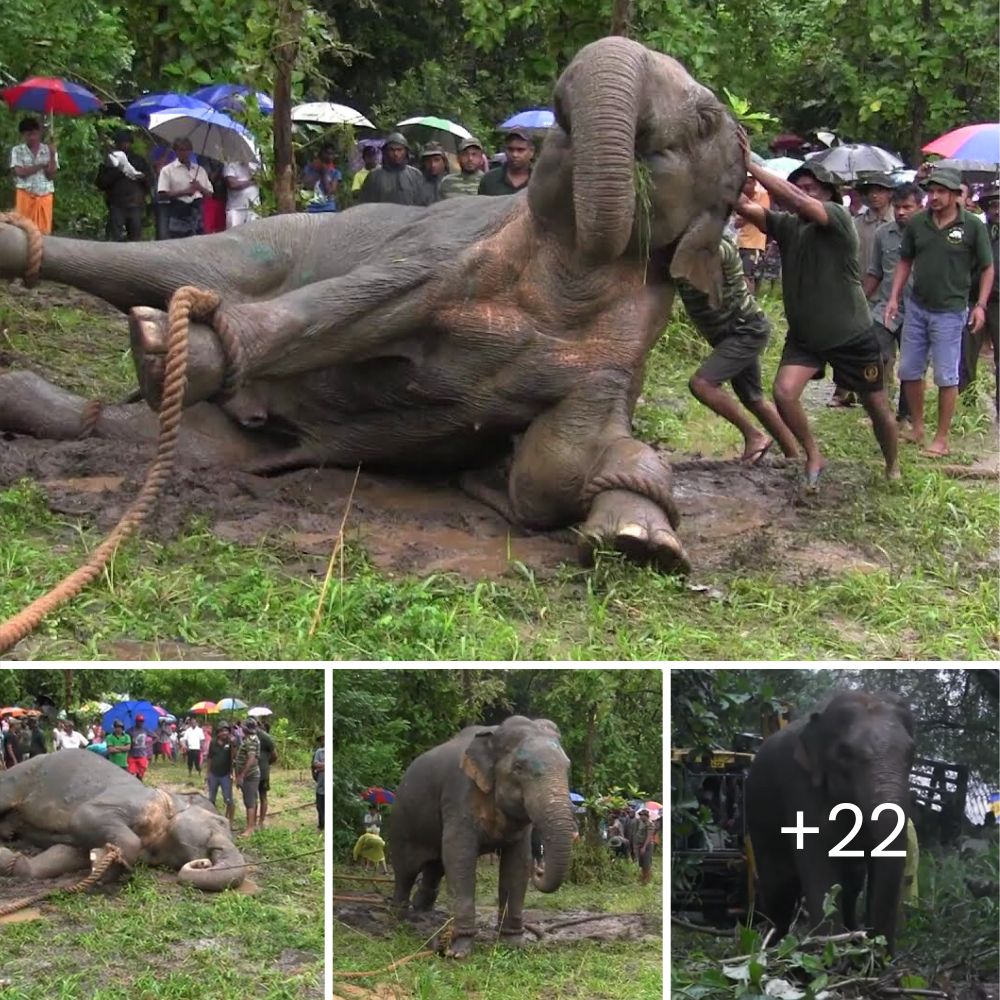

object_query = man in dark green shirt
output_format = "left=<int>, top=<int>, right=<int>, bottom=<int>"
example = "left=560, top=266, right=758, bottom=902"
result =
left=737, top=159, right=899, bottom=488
left=479, top=130, right=533, bottom=196
left=886, top=167, right=994, bottom=456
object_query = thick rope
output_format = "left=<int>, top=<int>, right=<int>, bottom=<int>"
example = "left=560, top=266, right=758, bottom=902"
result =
left=78, top=398, right=103, bottom=438
left=0, top=843, right=123, bottom=918
left=581, top=469, right=681, bottom=529
left=0, top=286, right=220, bottom=654
left=0, top=212, right=43, bottom=288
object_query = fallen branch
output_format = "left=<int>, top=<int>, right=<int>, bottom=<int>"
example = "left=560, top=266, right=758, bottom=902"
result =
left=671, top=915, right=736, bottom=937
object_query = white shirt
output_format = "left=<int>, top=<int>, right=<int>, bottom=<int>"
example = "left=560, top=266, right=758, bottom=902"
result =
left=157, top=158, right=211, bottom=203
left=183, top=725, right=204, bottom=749
left=59, top=730, right=89, bottom=750
left=223, top=161, right=260, bottom=213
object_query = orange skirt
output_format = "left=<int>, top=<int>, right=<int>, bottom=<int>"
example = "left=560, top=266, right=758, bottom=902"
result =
left=14, top=189, right=54, bottom=234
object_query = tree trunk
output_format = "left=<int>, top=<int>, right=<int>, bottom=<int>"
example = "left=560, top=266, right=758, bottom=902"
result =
left=63, top=669, right=73, bottom=711
left=610, top=0, right=633, bottom=36
left=272, top=0, right=304, bottom=215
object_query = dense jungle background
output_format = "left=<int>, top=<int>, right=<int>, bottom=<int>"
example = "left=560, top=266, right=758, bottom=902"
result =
left=333, top=668, right=664, bottom=998
left=671, top=668, right=1000, bottom=1000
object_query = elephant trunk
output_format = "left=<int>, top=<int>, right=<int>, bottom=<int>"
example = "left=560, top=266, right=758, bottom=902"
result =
left=529, top=794, right=577, bottom=893
left=556, top=38, right=646, bottom=262
left=177, top=841, right=246, bottom=892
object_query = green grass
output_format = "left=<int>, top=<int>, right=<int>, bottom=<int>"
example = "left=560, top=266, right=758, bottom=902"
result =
left=1, top=285, right=997, bottom=659
left=0, top=765, right=323, bottom=999
left=333, top=855, right=662, bottom=999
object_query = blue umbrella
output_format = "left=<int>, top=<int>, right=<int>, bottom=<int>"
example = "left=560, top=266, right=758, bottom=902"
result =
left=102, top=700, right=163, bottom=732
left=124, top=92, right=214, bottom=127
left=500, top=108, right=554, bottom=131
left=191, top=83, right=273, bottom=116
left=569, top=792, right=585, bottom=803
left=362, top=787, right=395, bottom=805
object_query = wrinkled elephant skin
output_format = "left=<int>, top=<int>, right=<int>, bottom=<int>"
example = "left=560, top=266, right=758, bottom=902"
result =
left=0, top=37, right=745, bottom=572
left=0, top=751, right=246, bottom=891
left=389, top=716, right=576, bottom=958
left=746, top=691, right=915, bottom=954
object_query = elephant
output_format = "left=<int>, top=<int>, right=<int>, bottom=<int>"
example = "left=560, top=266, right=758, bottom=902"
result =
left=0, top=750, right=247, bottom=891
left=0, top=36, right=745, bottom=575
left=745, top=690, right=915, bottom=954
left=388, top=715, right=576, bottom=958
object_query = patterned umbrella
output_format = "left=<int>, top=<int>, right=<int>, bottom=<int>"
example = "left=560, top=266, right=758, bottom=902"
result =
left=923, top=123, right=1000, bottom=163
left=216, top=697, right=248, bottom=711
left=189, top=701, right=219, bottom=715
left=362, top=787, right=396, bottom=805
left=1, top=76, right=103, bottom=116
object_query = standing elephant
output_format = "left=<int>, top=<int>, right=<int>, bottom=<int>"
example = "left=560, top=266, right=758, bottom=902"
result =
left=389, top=716, right=575, bottom=958
left=0, top=35, right=745, bottom=575
left=746, top=690, right=915, bottom=954
left=0, top=750, right=247, bottom=891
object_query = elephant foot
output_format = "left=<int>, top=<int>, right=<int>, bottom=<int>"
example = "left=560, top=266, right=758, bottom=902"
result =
left=579, top=488, right=690, bottom=574
left=498, top=929, right=526, bottom=947
left=129, top=305, right=227, bottom=409
left=444, top=933, right=475, bottom=959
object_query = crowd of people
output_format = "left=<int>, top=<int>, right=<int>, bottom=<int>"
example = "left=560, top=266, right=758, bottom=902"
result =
left=606, top=806, right=662, bottom=885
left=0, top=708, right=325, bottom=834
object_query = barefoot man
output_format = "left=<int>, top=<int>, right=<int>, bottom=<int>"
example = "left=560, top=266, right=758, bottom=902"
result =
left=676, top=236, right=798, bottom=464
left=736, top=158, right=900, bottom=488
left=886, top=166, right=994, bottom=457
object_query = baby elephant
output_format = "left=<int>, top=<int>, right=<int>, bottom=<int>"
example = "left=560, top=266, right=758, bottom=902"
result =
left=389, top=716, right=576, bottom=958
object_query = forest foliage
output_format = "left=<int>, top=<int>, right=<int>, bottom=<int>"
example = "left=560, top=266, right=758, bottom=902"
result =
left=331, top=668, right=663, bottom=853
left=1, top=0, right=996, bottom=164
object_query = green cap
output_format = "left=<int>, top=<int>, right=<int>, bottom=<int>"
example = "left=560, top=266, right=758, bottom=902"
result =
left=922, top=166, right=962, bottom=192
left=855, top=171, right=895, bottom=190
left=420, top=141, right=446, bottom=159
left=788, top=162, right=842, bottom=195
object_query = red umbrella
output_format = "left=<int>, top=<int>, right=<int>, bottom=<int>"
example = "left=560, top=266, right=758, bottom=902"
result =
left=1, top=77, right=103, bottom=116
left=922, top=123, right=1000, bottom=163
left=361, top=787, right=396, bottom=805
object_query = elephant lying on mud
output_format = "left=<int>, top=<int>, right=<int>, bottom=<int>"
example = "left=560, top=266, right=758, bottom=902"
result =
left=0, top=750, right=247, bottom=891
left=389, top=716, right=575, bottom=958
left=746, top=690, right=915, bottom=954
left=0, top=36, right=744, bottom=572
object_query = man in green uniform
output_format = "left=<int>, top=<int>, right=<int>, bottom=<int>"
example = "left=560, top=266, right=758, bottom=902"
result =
left=234, top=717, right=261, bottom=835
left=439, top=138, right=485, bottom=199
left=479, top=130, right=533, bottom=196
left=105, top=719, right=131, bottom=769
left=737, top=159, right=900, bottom=489
left=677, top=237, right=799, bottom=463
left=886, top=167, right=994, bottom=456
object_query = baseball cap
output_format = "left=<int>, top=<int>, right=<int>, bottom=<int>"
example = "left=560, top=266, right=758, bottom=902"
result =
left=458, top=137, right=483, bottom=152
left=113, top=720, right=124, bottom=728
left=420, top=141, right=446, bottom=159
left=504, top=128, right=532, bottom=144
left=855, top=171, right=895, bottom=190
left=135, top=714, right=145, bottom=723
left=921, top=166, right=963, bottom=192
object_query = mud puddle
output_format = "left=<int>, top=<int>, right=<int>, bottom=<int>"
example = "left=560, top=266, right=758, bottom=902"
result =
left=334, top=899, right=660, bottom=947
left=0, top=432, right=880, bottom=584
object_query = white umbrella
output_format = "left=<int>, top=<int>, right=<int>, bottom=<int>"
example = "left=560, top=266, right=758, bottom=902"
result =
left=763, top=156, right=805, bottom=179
left=396, top=115, right=472, bottom=153
left=146, top=107, right=258, bottom=162
left=247, top=706, right=273, bottom=717
left=292, top=102, right=375, bottom=129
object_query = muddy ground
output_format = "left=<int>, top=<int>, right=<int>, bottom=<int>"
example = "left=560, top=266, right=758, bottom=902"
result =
left=0, top=281, right=960, bottom=601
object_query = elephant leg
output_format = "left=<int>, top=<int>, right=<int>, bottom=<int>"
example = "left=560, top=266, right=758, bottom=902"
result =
left=755, top=865, right=800, bottom=941
left=509, top=391, right=688, bottom=572
left=441, top=837, right=481, bottom=959
left=412, top=859, right=444, bottom=912
left=841, top=863, right=865, bottom=931
left=497, top=836, right=531, bottom=941
left=0, top=844, right=90, bottom=880
left=866, top=857, right=905, bottom=952
left=801, top=857, right=846, bottom=937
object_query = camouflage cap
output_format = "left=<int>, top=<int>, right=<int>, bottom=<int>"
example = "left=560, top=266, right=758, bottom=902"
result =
left=458, top=137, right=483, bottom=152
left=420, top=141, right=446, bottom=158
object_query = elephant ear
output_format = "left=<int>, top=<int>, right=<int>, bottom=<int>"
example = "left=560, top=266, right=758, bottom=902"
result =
left=461, top=730, right=496, bottom=794
left=669, top=212, right=725, bottom=308
left=791, top=712, right=826, bottom=789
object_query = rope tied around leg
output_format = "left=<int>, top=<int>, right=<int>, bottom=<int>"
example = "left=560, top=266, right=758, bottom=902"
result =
left=581, top=469, right=680, bottom=529
left=0, top=212, right=43, bottom=288
left=0, top=286, right=220, bottom=654
left=78, top=399, right=103, bottom=438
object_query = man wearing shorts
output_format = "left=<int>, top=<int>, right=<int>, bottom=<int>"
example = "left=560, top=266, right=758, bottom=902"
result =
left=256, top=722, right=277, bottom=830
left=234, top=718, right=261, bottom=835
left=676, top=237, right=798, bottom=463
left=737, top=158, right=899, bottom=488
left=127, top=714, right=152, bottom=781
left=886, top=167, right=994, bottom=457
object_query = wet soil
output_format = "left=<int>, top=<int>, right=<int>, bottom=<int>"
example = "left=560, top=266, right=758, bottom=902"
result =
left=334, top=898, right=660, bottom=948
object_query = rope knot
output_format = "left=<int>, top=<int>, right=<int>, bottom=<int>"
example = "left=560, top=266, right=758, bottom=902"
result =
left=0, top=212, right=43, bottom=288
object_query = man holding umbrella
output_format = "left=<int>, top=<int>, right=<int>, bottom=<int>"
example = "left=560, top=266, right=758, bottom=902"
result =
left=9, top=118, right=58, bottom=234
